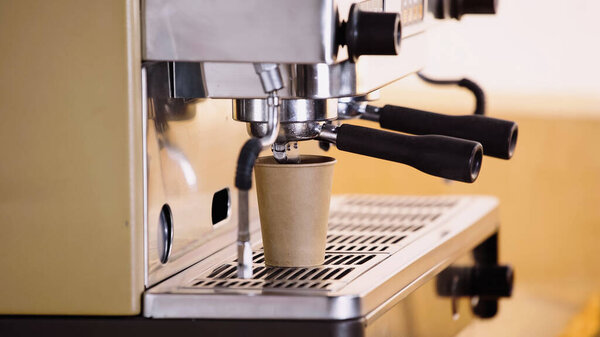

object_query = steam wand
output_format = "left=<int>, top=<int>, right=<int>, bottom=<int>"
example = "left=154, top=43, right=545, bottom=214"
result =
left=235, top=63, right=284, bottom=279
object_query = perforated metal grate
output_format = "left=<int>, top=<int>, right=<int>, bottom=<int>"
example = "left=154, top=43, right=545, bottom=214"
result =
left=186, top=251, right=382, bottom=291
left=338, top=196, right=458, bottom=208
left=184, top=195, right=460, bottom=292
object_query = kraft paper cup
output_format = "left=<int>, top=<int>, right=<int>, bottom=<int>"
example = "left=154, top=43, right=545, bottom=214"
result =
left=254, top=155, right=336, bottom=267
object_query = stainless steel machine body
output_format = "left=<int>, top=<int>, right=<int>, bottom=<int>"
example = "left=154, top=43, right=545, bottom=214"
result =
left=141, top=1, right=514, bottom=333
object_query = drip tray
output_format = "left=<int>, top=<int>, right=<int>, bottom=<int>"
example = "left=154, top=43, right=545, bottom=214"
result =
left=144, top=195, right=499, bottom=320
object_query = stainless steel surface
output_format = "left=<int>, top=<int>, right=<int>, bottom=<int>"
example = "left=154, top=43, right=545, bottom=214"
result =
left=337, top=94, right=382, bottom=120
left=143, top=0, right=426, bottom=64
left=237, top=190, right=253, bottom=279
left=236, top=98, right=338, bottom=145
left=143, top=0, right=340, bottom=64
left=254, top=63, right=284, bottom=93
left=248, top=121, right=323, bottom=143
left=363, top=270, right=473, bottom=337
left=258, top=93, right=282, bottom=148
left=144, top=63, right=258, bottom=286
left=317, top=123, right=338, bottom=143
left=234, top=99, right=338, bottom=123
left=272, top=142, right=301, bottom=164
left=142, top=67, right=149, bottom=286
left=199, top=36, right=426, bottom=99
left=144, top=195, right=499, bottom=319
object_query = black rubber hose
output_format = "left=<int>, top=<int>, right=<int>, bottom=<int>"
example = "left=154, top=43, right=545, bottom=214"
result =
left=417, top=73, right=486, bottom=115
left=235, top=138, right=263, bottom=190
left=378, top=105, right=518, bottom=159
left=458, top=78, right=486, bottom=115
left=335, top=124, right=483, bottom=183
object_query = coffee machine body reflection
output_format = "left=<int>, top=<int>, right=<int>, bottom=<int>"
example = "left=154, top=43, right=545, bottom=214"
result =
left=0, top=0, right=514, bottom=336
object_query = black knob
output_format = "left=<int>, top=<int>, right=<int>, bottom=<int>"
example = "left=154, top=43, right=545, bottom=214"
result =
left=450, top=0, right=498, bottom=19
left=345, top=5, right=401, bottom=60
left=436, top=265, right=514, bottom=298
left=472, top=299, right=498, bottom=318
left=436, top=265, right=513, bottom=319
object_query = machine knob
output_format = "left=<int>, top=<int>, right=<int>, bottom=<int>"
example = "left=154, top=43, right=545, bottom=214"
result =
left=472, top=299, right=499, bottom=319
left=436, top=265, right=513, bottom=319
left=345, top=5, right=401, bottom=60
left=437, top=265, right=513, bottom=298
left=450, top=0, right=498, bottom=19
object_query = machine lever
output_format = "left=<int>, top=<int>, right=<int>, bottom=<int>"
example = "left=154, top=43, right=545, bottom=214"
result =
left=319, top=124, right=483, bottom=183
left=372, top=105, right=518, bottom=159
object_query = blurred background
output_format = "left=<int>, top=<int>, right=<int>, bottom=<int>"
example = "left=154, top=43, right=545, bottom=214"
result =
left=307, top=0, right=600, bottom=335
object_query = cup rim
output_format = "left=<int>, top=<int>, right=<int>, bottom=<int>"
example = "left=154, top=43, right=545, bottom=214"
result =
left=255, top=155, right=337, bottom=167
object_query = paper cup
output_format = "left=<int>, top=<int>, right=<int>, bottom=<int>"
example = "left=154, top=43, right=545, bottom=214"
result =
left=254, top=155, right=336, bottom=267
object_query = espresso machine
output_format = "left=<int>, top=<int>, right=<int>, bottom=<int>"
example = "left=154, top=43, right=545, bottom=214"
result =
left=0, top=0, right=515, bottom=336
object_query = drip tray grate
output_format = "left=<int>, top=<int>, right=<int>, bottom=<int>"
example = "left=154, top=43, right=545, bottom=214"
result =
left=187, top=252, right=384, bottom=292
left=180, top=196, right=462, bottom=293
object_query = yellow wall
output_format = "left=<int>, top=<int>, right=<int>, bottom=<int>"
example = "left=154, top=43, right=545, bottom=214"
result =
left=421, top=0, right=600, bottom=107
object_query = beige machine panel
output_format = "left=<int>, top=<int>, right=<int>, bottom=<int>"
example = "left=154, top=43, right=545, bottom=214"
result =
left=0, top=0, right=144, bottom=314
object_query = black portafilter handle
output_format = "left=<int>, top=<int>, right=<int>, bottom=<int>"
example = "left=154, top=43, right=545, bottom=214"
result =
left=373, top=105, right=518, bottom=159
left=332, top=124, right=483, bottom=183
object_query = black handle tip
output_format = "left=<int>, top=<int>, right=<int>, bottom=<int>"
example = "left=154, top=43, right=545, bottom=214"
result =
left=505, top=123, right=518, bottom=159
left=468, top=143, right=483, bottom=183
